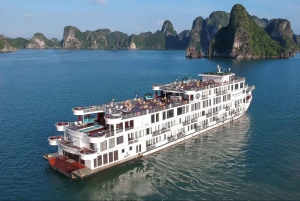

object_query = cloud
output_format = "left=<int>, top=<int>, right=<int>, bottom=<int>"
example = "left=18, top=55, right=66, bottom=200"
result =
left=22, top=13, right=32, bottom=19
left=157, top=20, right=164, bottom=26
left=135, top=27, right=140, bottom=33
left=87, top=0, right=107, bottom=4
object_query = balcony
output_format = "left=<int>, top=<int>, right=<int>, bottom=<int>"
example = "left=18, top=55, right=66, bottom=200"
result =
left=146, top=144, right=156, bottom=151
left=202, top=95, right=208, bottom=100
left=161, top=127, right=170, bottom=134
left=222, top=90, right=228, bottom=95
left=80, top=147, right=97, bottom=160
left=125, top=126, right=134, bottom=131
left=55, top=122, right=68, bottom=131
left=213, top=111, right=219, bottom=115
left=168, top=136, right=176, bottom=143
left=116, top=128, right=123, bottom=134
left=152, top=130, right=161, bottom=137
left=58, top=139, right=81, bottom=155
left=182, top=120, right=190, bottom=126
left=105, top=131, right=115, bottom=138
left=191, top=118, right=197, bottom=123
left=235, top=103, right=241, bottom=108
left=128, top=138, right=139, bottom=145
left=206, top=113, right=212, bottom=118
left=48, top=135, right=62, bottom=146
left=177, top=133, right=185, bottom=139
left=195, top=127, right=201, bottom=132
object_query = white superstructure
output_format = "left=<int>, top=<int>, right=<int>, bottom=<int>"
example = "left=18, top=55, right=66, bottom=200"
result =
left=45, top=66, right=255, bottom=178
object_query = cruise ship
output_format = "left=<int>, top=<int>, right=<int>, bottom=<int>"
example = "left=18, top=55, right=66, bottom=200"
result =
left=44, top=65, right=255, bottom=178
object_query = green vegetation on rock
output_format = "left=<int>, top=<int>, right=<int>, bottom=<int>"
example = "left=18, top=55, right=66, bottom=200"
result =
left=209, top=4, right=283, bottom=58
left=5, top=37, right=28, bottom=48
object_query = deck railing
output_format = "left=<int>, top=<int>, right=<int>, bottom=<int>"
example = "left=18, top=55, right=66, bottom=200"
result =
left=58, top=140, right=80, bottom=154
left=168, top=136, right=176, bottom=143
left=125, top=126, right=134, bottom=131
left=128, top=139, right=139, bottom=145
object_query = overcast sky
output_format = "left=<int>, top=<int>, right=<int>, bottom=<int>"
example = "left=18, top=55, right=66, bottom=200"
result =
left=1, top=0, right=300, bottom=39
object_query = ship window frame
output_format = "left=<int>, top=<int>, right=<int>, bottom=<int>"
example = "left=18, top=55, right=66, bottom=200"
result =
left=177, top=107, right=183, bottom=116
left=109, top=152, right=113, bottom=163
left=103, top=154, right=108, bottom=164
left=114, top=150, right=118, bottom=161
left=163, top=111, right=166, bottom=120
left=151, top=114, right=155, bottom=123
left=156, top=113, right=159, bottom=122
left=97, top=155, right=102, bottom=166
left=167, top=109, right=174, bottom=118
left=117, top=136, right=123, bottom=145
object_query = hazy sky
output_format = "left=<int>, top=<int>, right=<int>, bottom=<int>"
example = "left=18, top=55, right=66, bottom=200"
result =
left=1, top=0, right=300, bottom=39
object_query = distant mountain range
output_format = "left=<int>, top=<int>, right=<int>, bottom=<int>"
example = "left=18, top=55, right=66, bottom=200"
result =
left=1, top=4, right=300, bottom=59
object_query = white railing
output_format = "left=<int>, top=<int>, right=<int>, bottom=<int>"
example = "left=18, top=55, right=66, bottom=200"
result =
left=58, top=140, right=80, bottom=154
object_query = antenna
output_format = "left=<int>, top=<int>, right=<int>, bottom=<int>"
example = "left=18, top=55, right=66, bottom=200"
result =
left=229, top=68, right=231, bottom=73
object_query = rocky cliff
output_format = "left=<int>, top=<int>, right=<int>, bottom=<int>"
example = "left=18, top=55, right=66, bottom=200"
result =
left=265, top=19, right=299, bottom=54
left=208, top=4, right=288, bottom=59
left=25, top=33, right=61, bottom=49
left=186, top=11, right=230, bottom=58
left=293, top=34, right=300, bottom=48
left=0, top=35, right=17, bottom=52
left=62, top=21, right=189, bottom=50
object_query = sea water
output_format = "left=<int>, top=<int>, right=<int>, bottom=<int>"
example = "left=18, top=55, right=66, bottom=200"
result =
left=0, top=49, right=300, bottom=200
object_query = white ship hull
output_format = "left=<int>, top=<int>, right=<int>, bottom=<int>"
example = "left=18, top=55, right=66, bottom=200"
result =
left=44, top=67, right=255, bottom=178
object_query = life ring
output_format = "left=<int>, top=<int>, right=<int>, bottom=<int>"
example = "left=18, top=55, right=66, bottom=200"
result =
left=137, top=112, right=140, bottom=116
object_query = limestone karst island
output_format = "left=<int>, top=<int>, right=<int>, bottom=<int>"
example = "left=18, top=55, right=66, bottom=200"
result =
left=1, top=4, right=300, bottom=59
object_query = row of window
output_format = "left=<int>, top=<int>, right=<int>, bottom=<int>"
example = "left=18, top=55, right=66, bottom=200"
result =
left=201, top=82, right=244, bottom=96
left=94, top=150, right=118, bottom=168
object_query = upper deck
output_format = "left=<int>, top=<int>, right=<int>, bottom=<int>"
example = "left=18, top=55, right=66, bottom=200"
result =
left=71, top=74, right=245, bottom=120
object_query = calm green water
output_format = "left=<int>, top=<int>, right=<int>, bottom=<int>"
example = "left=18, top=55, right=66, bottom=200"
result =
left=0, top=50, right=300, bottom=200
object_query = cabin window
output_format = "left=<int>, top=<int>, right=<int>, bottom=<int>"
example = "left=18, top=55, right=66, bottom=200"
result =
left=101, top=140, right=107, bottom=151
left=151, top=114, right=155, bottom=123
left=240, top=82, right=244, bottom=88
left=235, top=84, right=239, bottom=90
left=94, top=158, right=97, bottom=168
left=109, top=152, right=113, bottom=163
left=109, top=138, right=115, bottom=149
left=163, top=111, right=166, bottom=120
left=103, top=153, right=108, bottom=164
left=117, top=136, right=123, bottom=145
left=114, top=150, right=118, bottom=161
left=177, top=107, right=183, bottom=116
left=97, top=155, right=102, bottom=166
left=146, top=128, right=150, bottom=135
left=156, top=113, right=159, bottom=122
left=139, top=144, right=141, bottom=152
left=129, top=146, right=132, bottom=151
left=80, top=159, right=85, bottom=165
left=122, top=149, right=125, bottom=153
left=167, top=109, right=174, bottom=118
left=191, top=104, right=195, bottom=111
